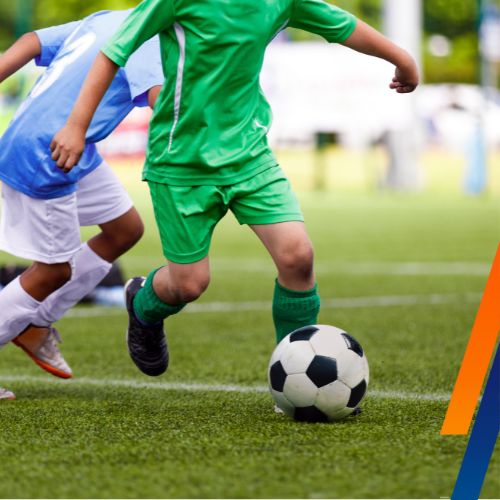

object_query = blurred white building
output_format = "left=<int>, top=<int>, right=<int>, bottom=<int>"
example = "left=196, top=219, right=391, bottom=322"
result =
left=259, top=42, right=500, bottom=150
left=97, top=41, right=500, bottom=157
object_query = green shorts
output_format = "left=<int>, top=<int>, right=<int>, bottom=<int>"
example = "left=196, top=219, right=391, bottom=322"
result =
left=148, top=166, right=304, bottom=264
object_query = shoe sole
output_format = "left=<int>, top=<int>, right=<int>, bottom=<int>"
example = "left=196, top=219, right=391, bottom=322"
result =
left=13, top=340, right=73, bottom=380
left=124, top=277, right=141, bottom=367
left=0, top=394, right=16, bottom=401
left=124, top=277, right=137, bottom=360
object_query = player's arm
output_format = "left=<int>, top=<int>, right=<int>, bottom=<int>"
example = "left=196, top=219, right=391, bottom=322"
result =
left=51, top=55, right=161, bottom=171
left=51, top=0, right=174, bottom=172
left=341, top=20, right=418, bottom=94
left=0, top=33, right=41, bottom=83
left=148, top=85, right=162, bottom=108
left=51, top=52, right=119, bottom=172
left=52, top=66, right=162, bottom=171
left=289, top=0, right=418, bottom=94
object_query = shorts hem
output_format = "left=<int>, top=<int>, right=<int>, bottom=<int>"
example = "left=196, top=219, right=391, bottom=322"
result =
left=0, top=240, right=81, bottom=264
left=79, top=198, right=133, bottom=226
left=237, top=214, right=304, bottom=226
left=163, top=248, right=210, bottom=265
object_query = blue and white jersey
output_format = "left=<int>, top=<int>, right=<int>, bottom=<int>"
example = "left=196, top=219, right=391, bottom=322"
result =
left=0, top=10, right=163, bottom=199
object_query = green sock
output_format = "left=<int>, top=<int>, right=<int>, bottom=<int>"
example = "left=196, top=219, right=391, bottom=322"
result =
left=272, top=279, right=320, bottom=344
left=133, top=269, right=185, bottom=325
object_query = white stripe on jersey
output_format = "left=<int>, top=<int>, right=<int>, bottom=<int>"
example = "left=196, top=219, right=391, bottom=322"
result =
left=168, top=23, right=186, bottom=153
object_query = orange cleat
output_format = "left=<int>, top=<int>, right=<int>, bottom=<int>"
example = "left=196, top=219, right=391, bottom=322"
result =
left=0, top=387, right=16, bottom=400
left=13, top=326, right=73, bottom=379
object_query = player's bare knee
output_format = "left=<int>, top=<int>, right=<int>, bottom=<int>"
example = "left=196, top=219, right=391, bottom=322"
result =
left=100, top=209, right=144, bottom=255
left=56, top=262, right=72, bottom=286
left=175, top=277, right=209, bottom=303
left=132, top=219, right=145, bottom=243
left=120, top=219, right=144, bottom=251
left=278, top=242, right=314, bottom=280
left=43, top=262, right=72, bottom=288
left=124, top=213, right=145, bottom=247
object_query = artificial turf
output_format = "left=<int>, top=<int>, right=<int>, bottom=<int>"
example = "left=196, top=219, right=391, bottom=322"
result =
left=0, top=154, right=499, bottom=498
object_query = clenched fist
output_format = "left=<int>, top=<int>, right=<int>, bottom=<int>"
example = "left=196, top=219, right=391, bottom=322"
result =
left=50, top=124, right=86, bottom=173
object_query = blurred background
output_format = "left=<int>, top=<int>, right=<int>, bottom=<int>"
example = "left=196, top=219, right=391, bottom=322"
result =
left=1, top=0, right=500, bottom=197
left=0, top=0, right=499, bottom=195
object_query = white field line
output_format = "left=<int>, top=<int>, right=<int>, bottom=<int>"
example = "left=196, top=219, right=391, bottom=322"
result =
left=65, top=292, right=481, bottom=318
left=0, top=375, right=451, bottom=402
left=323, top=262, right=490, bottom=276
left=124, top=256, right=491, bottom=276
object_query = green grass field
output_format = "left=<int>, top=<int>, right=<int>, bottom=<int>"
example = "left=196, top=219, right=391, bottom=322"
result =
left=1, top=151, right=499, bottom=499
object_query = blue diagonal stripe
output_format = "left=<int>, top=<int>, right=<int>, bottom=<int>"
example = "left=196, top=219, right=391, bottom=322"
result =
left=452, top=345, right=500, bottom=500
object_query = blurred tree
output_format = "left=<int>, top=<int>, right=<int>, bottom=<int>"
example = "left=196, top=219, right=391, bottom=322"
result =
left=0, top=3, right=15, bottom=47
left=425, top=33, right=479, bottom=84
left=289, top=0, right=382, bottom=41
left=423, top=0, right=479, bottom=84
left=34, top=0, right=137, bottom=28
left=424, top=0, right=477, bottom=37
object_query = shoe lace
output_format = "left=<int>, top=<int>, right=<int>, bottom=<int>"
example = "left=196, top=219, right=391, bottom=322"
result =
left=48, top=327, right=62, bottom=345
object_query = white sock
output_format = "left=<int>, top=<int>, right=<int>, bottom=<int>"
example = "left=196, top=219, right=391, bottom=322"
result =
left=0, top=277, right=41, bottom=346
left=34, top=243, right=113, bottom=327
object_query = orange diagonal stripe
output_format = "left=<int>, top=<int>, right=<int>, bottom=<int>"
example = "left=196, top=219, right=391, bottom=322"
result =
left=441, top=244, right=500, bottom=435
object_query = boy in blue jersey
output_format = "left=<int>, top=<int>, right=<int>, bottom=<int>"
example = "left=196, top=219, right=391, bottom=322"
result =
left=0, top=10, right=163, bottom=400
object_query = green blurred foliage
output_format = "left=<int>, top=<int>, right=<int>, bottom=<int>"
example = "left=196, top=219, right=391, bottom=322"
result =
left=330, top=0, right=383, bottom=29
left=34, top=0, right=137, bottom=29
left=0, top=3, right=15, bottom=47
left=424, top=34, right=480, bottom=84
left=423, top=0, right=479, bottom=84
left=0, top=0, right=495, bottom=85
left=424, top=0, right=477, bottom=38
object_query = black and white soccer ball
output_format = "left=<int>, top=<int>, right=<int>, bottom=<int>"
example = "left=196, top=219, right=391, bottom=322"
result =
left=268, top=324, right=369, bottom=422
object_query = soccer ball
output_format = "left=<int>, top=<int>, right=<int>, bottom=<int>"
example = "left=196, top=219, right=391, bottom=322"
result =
left=268, top=324, right=369, bottom=422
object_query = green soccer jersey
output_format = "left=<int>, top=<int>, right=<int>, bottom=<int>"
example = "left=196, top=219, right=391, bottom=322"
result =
left=103, top=0, right=356, bottom=186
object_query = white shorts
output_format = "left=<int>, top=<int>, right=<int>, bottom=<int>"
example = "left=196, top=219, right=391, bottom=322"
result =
left=0, top=162, right=133, bottom=264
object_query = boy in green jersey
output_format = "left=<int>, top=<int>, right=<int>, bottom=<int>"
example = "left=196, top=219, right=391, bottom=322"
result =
left=52, top=0, right=419, bottom=376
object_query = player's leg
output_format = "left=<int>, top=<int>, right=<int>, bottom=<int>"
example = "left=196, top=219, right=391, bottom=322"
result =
left=0, top=261, right=72, bottom=348
left=16, top=164, right=142, bottom=378
left=16, top=216, right=138, bottom=378
left=252, top=221, right=315, bottom=290
left=19, top=262, right=72, bottom=301
left=32, top=163, right=143, bottom=329
left=231, top=167, right=320, bottom=344
left=125, top=182, right=223, bottom=376
left=133, top=257, right=211, bottom=323
left=88, top=206, right=143, bottom=262
left=125, top=257, right=210, bottom=376
left=251, top=221, right=320, bottom=343
left=81, top=161, right=144, bottom=264
left=0, top=184, right=79, bottom=353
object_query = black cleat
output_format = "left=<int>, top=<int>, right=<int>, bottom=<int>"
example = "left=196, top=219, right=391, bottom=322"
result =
left=124, top=277, right=168, bottom=376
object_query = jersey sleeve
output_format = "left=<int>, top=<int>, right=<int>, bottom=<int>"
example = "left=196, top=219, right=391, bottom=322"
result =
left=288, top=0, right=357, bottom=43
left=102, top=0, right=175, bottom=67
left=123, top=37, right=164, bottom=107
left=34, top=21, right=81, bottom=67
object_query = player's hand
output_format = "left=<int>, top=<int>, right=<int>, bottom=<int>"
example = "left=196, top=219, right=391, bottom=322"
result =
left=50, top=124, right=86, bottom=174
left=389, top=61, right=419, bottom=94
